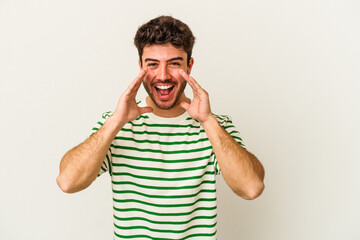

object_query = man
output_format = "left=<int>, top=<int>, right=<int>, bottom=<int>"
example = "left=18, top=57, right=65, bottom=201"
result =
left=57, top=16, right=265, bottom=239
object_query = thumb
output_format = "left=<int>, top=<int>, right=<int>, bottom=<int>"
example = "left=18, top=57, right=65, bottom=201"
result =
left=139, top=106, right=153, bottom=114
left=179, top=102, right=190, bottom=111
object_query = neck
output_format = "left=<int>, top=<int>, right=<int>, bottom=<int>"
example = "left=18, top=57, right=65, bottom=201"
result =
left=146, top=95, right=190, bottom=118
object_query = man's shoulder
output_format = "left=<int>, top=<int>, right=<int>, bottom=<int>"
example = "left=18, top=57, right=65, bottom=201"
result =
left=212, top=113, right=233, bottom=125
left=101, top=111, right=114, bottom=119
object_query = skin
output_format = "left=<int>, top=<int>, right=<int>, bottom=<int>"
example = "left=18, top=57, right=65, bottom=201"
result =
left=178, top=70, right=265, bottom=199
left=141, top=44, right=193, bottom=117
left=57, top=44, right=265, bottom=199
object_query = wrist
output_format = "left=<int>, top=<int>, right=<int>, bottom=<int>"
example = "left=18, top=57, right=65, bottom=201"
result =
left=104, top=115, right=126, bottom=136
left=201, top=114, right=218, bottom=130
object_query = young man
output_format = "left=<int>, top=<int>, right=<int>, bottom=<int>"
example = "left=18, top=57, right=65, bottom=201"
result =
left=57, top=16, right=265, bottom=239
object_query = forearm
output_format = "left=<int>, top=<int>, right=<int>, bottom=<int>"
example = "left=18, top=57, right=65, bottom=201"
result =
left=57, top=116, right=122, bottom=193
left=202, top=116, right=265, bottom=200
left=57, top=70, right=152, bottom=193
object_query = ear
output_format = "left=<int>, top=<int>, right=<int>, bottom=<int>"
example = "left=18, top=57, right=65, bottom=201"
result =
left=187, top=57, right=194, bottom=75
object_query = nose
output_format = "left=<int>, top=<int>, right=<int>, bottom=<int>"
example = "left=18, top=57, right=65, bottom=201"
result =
left=157, top=65, right=171, bottom=81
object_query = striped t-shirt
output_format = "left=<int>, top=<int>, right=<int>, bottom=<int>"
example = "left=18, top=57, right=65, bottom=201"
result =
left=92, top=100, right=244, bottom=240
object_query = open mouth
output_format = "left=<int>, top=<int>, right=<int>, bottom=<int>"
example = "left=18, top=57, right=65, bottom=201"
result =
left=155, top=84, right=175, bottom=99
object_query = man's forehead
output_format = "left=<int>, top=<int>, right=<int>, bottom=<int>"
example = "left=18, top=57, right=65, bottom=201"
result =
left=142, top=44, right=187, bottom=60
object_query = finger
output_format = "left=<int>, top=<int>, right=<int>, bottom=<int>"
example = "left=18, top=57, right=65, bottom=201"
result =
left=180, top=70, right=210, bottom=101
left=139, top=106, right=153, bottom=114
left=187, top=76, right=208, bottom=98
left=179, top=69, right=203, bottom=92
left=179, top=69, right=197, bottom=90
left=179, top=101, right=190, bottom=111
left=130, top=69, right=147, bottom=91
left=124, top=69, right=147, bottom=96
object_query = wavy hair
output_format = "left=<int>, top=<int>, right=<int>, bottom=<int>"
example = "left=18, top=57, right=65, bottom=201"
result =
left=134, top=16, right=195, bottom=65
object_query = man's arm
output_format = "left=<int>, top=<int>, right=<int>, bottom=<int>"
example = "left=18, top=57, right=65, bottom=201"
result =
left=56, top=70, right=152, bottom=193
left=202, top=117, right=265, bottom=199
left=179, top=70, right=265, bottom=200
left=57, top=117, right=120, bottom=193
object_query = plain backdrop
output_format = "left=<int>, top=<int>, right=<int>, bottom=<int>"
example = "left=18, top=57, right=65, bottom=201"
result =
left=1, top=0, right=359, bottom=239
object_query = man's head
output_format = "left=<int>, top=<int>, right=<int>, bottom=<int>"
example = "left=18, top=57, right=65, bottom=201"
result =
left=134, top=16, right=195, bottom=66
left=134, top=16, right=196, bottom=111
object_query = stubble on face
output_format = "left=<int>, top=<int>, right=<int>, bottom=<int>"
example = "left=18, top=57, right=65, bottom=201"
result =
left=140, top=44, right=193, bottom=113
left=143, top=77, right=187, bottom=110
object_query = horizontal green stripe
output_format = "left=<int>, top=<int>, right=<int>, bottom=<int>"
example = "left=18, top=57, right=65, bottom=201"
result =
left=96, top=114, right=233, bottom=127
left=214, top=114, right=231, bottom=122
left=113, top=197, right=216, bottom=208
left=111, top=153, right=214, bottom=164
left=136, top=115, right=149, bottom=120
left=213, top=114, right=227, bottom=120
left=93, top=127, right=239, bottom=141
left=229, top=130, right=240, bottom=135
left=112, top=189, right=216, bottom=199
left=120, top=128, right=205, bottom=136
left=233, top=135, right=243, bottom=141
left=112, top=180, right=216, bottom=190
left=114, top=222, right=217, bottom=234
left=232, top=136, right=245, bottom=146
left=128, top=121, right=200, bottom=129
left=113, top=206, right=217, bottom=216
left=114, top=230, right=217, bottom=240
left=111, top=145, right=213, bottom=154
left=114, top=136, right=209, bottom=145
left=112, top=162, right=213, bottom=173
left=98, top=113, right=149, bottom=122
left=112, top=170, right=215, bottom=181
left=113, top=214, right=217, bottom=225
left=223, top=124, right=235, bottom=130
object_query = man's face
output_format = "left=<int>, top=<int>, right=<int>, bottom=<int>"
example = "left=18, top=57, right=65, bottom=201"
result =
left=141, top=44, right=193, bottom=110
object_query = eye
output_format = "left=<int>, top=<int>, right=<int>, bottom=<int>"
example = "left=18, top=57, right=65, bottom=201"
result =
left=169, top=62, right=181, bottom=66
left=147, top=62, right=158, bottom=67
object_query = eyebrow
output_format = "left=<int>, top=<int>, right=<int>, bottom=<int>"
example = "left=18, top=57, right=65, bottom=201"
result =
left=144, top=57, right=184, bottom=62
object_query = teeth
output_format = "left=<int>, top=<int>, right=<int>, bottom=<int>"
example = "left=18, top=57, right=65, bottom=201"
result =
left=156, top=85, right=173, bottom=89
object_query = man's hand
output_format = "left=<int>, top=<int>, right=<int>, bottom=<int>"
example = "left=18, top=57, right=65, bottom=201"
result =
left=179, top=69, right=213, bottom=124
left=57, top=70, right=153, bottom=193
left=179, top=69, right=265, bottom=199
left=112, top=69, right=153, bottom=128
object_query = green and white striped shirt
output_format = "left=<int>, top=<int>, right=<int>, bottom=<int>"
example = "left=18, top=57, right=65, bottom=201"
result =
left=92, top=100, right=244, bottom=240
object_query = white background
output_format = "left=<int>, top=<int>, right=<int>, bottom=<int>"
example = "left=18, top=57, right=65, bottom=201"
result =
left=1, top=0, right=359, bottom=239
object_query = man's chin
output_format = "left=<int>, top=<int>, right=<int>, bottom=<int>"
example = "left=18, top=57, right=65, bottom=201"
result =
left=153, top=99, right=177, bottom=110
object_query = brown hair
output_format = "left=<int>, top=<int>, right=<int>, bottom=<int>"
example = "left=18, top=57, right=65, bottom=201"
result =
left=134, top=16, right=195, bottom=65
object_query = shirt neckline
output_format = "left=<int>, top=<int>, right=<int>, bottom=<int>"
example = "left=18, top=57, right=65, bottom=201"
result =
left=138, top=99, right=191, bottom=124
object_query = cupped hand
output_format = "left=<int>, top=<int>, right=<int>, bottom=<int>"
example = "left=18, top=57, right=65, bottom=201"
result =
left=112, top=69, right=153, bottom=126
left=179, top=69, right=213, bottom=124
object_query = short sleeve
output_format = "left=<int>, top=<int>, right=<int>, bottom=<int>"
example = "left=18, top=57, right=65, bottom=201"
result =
left=212, top=114, right=245, bottom=175
left=90, top=111, right=114, bottom=177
